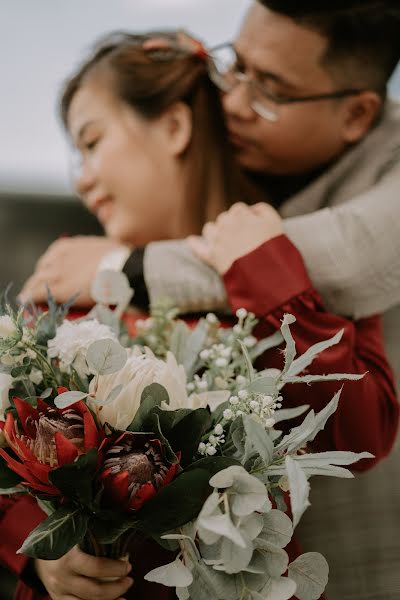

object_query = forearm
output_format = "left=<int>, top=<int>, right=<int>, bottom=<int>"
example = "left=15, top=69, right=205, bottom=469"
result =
left=143, top=239, right=229, bottom=313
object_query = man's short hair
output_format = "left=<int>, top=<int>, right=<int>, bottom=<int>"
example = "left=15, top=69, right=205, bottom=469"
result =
left=257, top=1, right=400, bottom=94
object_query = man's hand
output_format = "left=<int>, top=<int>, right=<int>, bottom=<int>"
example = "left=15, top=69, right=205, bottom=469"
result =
left=188, top=202, right=283, bottom=274
left=19, top=236, right=127, bottom=307
left=35, top=546, right=133, bottom=600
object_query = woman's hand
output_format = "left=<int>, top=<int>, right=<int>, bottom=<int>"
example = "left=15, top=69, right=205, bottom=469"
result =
left=19, top=236, right=127, bottom=307
left=34, top=546, right=133, bottom=600
left=188, top=202, right=283, bottom=274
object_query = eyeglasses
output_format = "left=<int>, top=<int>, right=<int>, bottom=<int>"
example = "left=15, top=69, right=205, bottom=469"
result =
left=207, top=43, right=365, bottom=122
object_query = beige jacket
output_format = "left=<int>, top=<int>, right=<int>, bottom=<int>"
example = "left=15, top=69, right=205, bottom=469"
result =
left=143, top=99, right=400, bottom=600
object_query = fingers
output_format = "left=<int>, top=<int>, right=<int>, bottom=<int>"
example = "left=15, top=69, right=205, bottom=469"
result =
left=65, top=573, right=133, bottom=600
left=187, top=235, right=213, bottom=266
left=70, top=548, right=131, bottom=579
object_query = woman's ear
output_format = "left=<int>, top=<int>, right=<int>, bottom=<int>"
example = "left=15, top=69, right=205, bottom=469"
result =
left=160, top=101, right=193, bottom=157
left=341, top=91, right=382, bottom=144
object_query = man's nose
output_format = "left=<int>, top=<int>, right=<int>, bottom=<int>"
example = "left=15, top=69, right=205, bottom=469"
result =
left=222, top=80, right=255, bottom=121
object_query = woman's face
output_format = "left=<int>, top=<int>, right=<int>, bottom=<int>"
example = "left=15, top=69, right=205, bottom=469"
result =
left=68, top=80, right=188, bottom=246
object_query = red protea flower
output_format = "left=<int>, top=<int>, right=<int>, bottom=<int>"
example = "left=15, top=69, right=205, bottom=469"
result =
left=100, top=432, right=180, bottom=511
left=0, top=395, right=101, bottom=496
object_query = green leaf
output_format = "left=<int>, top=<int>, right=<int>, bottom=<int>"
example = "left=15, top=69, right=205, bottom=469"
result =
left=135, top=469, right=213, bottom=535
left=167, top=408, right=211, bottom=466
left=285, top=456, right=310, bottom=529
left=0, top=454, right=23, bottom=489
left=182, top=320, right=209, bottom=378
left=18, top=506, right=88, bottom=559
left=249, top=331, right=284, bottom=361
left=49, top=449, right=98, bottom=507
left=286, top=330, right=343, bottom=378
left=186, top=456, right=241, bottom=478
left=259, top=575, right=297, bottom=600
left=280, top=314, right=297, bottom=378
left=259, top=510, right=293, bottom=549
left=86, top=338, right=127, bottom=376
left=248, top=376, right=279, bottom=396
left=288, top=552, right=329, bottom=600
left=145, top=557, right=193, bottom=587
left=237, top=340, right=255, bottom=382
left=169, top=321, right=191, bottom=365
left=129, top=383, right=169, bottom=431
left=242, top=415, right=274, bottom=466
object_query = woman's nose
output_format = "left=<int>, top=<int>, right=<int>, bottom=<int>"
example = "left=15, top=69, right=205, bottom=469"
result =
left=74, top=159, right=96, bottom=199
left=222, top=79, right=255, bottom=122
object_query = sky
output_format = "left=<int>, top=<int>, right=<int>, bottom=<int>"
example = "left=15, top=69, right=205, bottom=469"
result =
left=0, top=0, right=251, bottom=195
left=1, top=0, right=399, bottom=196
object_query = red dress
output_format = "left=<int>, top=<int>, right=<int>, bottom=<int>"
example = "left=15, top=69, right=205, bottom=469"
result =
left=1, top=235, right=398, bottom=600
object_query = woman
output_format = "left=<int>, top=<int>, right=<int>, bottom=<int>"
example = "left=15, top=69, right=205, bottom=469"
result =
left=1, top=30, right=398, bottom=600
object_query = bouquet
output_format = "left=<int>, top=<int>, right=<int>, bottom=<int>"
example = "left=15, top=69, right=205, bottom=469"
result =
left=0, top=271, right=370, bottom=600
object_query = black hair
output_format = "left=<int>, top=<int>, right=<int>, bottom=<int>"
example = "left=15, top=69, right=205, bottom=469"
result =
left=257, top=1, right=400, bottom=94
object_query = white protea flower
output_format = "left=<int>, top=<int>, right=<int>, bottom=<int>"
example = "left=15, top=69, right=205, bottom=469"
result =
left=47, top=319, right=116, bottom=377
left=0, top=315, right=17, bottom=339
left=88, top=348, right=190, bottom=430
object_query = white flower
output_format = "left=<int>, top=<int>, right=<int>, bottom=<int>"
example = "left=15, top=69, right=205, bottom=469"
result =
left=47, top=319, right=116, bottom=377
left=206, top=313, right=218, bottom=324
left=215, top=357, right=228, bottom=368
left=206, top=445, right=217, bottom=456
left=214, top=424, right=223, bottom=436
left=238, top=389, right=248, bottom=400
left=243, top=335, right=257, bottom=348
left=0, top=316, right=17, bottom=339
left=236, top=308, right=248, bottom=320
left=0, top=373, right=12, bottom=421
left=29, top=368, right=43, bottom=386
left=223, top=409, right=234, bottom=421
left=88, top=348, right=189, bottom=430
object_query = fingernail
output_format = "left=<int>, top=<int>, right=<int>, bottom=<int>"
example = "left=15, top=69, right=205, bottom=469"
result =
left=126, top=577, right=134, bottom=587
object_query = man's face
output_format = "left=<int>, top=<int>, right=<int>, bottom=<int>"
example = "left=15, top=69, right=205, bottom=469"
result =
left=223, top=4, right=352, bottom=175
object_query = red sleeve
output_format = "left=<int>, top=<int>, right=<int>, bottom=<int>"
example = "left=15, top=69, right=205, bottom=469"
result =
left=0, top=495, right=45, bottom=575
left=223, top=235, right=399, bottom=471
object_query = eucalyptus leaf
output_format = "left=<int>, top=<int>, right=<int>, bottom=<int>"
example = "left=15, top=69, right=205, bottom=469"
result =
left=259, top=509, right=293, bottom=549
left=86, top=338, right=127, bottom=376
left=259, top=575, right=297, bottom=600
left=145, top=557, right=193, bottom=587
left=288, top=552, right=329, bottom=600
left=209, top=466, right=268, bottom=517
left=39, top=387, right=53, bottom=400
left=54, top=390, right=89, bottom=409
left=219, top=535, right=253, bottom=573
left=198, top=513, right=246, bottom=548
left=238, top=513, right=264, bottom=541
left=189, top=559, right=241, bottom=600
left=285, top=456, right=310, bottom=529
left=252, top=542, right=289, bottom=577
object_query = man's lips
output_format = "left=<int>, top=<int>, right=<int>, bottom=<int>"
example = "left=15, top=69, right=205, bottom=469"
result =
left=228, top=130, right=252, bottom=149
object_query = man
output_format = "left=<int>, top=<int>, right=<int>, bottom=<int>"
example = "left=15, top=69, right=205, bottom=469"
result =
left=17, top=1, right=400, bottom=599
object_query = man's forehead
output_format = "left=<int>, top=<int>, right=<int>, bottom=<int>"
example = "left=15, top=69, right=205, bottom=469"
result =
left=234, top=3, right=329, bottom=86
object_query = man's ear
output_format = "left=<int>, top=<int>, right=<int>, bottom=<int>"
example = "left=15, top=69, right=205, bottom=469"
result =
left=160, top=101, right=193, bottom=157
left=342, top=91, right=382, bottom=143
